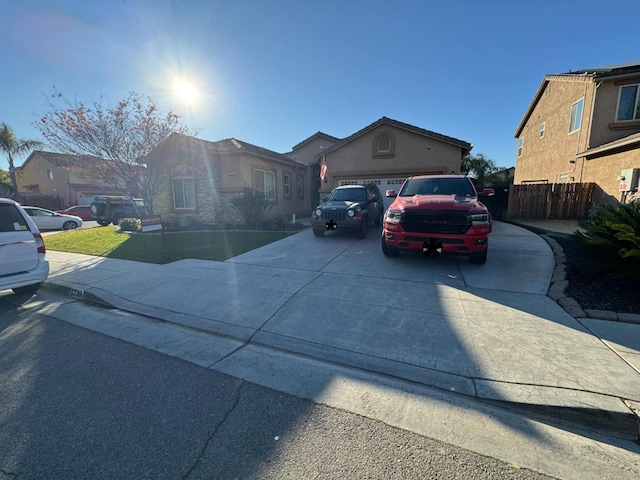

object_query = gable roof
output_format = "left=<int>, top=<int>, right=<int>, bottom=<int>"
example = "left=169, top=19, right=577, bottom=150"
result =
left=291, top=132, right=340, bottom=151
left=148, top=133, right=307, bottom=168
left=18, top=150, right=104, bottom=170
left=315, top=117, right=472, bottom=160
left=515, top=61, right=640, bottom=138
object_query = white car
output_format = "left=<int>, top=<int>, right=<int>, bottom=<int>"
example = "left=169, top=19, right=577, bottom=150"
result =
left=0, top=198, right=50, bottom=295
left=22, top=205, right=83, bottom=230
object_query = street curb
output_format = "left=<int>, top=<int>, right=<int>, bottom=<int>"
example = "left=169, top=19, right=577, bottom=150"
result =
left=41, top=281, right=114, bottom=308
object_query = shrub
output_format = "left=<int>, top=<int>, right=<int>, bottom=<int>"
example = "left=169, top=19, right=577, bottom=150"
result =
left=229, top=189, right=273, bottom=227
left=571, top=201, right=640, bottom=281
left=119, top=218, right=141, bottom=232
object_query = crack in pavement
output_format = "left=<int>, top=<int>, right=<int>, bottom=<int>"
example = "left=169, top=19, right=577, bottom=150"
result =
left=181, top=380, right=246, bottom=480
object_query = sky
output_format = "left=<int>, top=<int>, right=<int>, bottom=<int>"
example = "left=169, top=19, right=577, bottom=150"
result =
left=2, top=0, right=639, bottom=173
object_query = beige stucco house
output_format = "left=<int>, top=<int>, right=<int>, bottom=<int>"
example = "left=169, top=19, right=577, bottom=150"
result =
left=514, top=62, right=640, bottom=205
left=16, top=151, right=122, bottom=207
left=145, top=133, right=310, bottom=226
left=313, top=117, right=472, bottom=208
left=146, top=117, right=472, bottom=224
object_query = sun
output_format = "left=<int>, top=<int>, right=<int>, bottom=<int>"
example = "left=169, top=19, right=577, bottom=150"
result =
left=172, top=77, right=198, bottom=105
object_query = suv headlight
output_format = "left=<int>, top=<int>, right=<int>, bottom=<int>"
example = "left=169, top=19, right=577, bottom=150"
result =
left=470, top=213, right=489, bottom=225
left=347, top=209, right=355, bottom=217
left=315, top=209, right=322, bottom=217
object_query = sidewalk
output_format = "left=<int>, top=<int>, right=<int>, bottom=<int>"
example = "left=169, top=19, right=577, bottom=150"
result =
left=42, top=222, right=640, bottom=441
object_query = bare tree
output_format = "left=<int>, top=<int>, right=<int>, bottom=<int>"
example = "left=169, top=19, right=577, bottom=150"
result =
left=37, top=91, right=195, bottom=213
left=0, top=123, right=43, bottom=192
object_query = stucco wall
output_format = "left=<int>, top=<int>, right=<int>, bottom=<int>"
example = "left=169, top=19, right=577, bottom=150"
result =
left=321, top=125, right=463, bottom=194
left=582, top=149, right=640, bottom=205
left=514, top=77, right=595, bottom=185
left=589, top=75, right=640, bottom=147
left=16, top=153, right=70, bottom=203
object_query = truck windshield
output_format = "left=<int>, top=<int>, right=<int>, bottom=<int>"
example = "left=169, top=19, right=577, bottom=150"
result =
left=399, top=178, right=475, bottom=197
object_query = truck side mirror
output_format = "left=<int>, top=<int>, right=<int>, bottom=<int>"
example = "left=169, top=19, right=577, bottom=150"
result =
left=480, top=188, right=495, bottom=197
left=385, top=189, right=397, bottom=198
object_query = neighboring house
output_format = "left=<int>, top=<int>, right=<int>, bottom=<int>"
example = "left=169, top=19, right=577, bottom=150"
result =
left=313, top=117, right=472, bottom=209
left=482, top=167, right=515, bottom=188
left=514, top=61, right=640, bottom=205
left=16, top=151, right=123, bottom=207
left=145, top=133, right=309, bottom=225
left=147, top=117, right=472, bottom=224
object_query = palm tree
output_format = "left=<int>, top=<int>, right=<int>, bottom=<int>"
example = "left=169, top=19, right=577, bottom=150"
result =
left=0, top=122, right=43, bottom=193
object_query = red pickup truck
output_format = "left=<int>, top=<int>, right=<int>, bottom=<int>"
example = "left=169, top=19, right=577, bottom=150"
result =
left=381, top=175, right=494, bottom=264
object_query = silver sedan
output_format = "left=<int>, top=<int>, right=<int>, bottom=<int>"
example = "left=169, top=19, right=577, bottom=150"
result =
left=21, top=206, right=83, bottom=230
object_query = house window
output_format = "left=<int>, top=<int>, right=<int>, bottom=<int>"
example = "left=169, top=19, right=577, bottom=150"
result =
left=283, top=172, right=291, bottom=198
left=616, top=84, right=640, bottom=121
left=47, top=169, right=53, bottom=180
left=296, top=174, right=304, bottom=198
left=517, top=137, right=524, bottom=157
left=172, top=165, right=196, bottom=209
left=254, top=169, right=275, bottom=201
left=377, top=135, right=391, bottom=153
left=569, top=98, right=584, bottom=133
left=540, top=122, right=545, bottom=138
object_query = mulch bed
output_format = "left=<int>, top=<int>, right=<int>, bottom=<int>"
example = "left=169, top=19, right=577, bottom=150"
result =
left=548, top=233, right=640, bottom=314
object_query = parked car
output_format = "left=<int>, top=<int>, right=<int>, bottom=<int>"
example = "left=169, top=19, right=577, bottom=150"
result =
left=382, top=175, right=494, bottom=264
left=90, top=196, right=147, bottom=226
left=0, top=198, right=49, bottom=295
left=56, top=205, right=93, bottom=221
left=310, top=184, right=384, bottom=239
left=22, top=206, right=83, bottom=230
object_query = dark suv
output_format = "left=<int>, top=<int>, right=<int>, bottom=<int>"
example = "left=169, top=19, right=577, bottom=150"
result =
left=90, top=196, right=147, bottom=226
left=310, top=184, right=384, bottom=239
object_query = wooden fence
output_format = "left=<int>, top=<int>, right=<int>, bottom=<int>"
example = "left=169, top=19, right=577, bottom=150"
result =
left=507, top=182, right=595, bottom=220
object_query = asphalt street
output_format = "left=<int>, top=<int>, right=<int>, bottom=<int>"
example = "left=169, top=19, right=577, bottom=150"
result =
left=0, top=290, right=553, bottom=480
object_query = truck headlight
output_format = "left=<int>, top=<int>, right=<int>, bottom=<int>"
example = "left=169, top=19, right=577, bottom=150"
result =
left=470, top=213, right=489, bottom=225
left=384, top=210, right=402, bottom=223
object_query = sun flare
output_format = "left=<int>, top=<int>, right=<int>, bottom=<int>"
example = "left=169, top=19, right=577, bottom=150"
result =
left=172, top=78, right=198, bottom=105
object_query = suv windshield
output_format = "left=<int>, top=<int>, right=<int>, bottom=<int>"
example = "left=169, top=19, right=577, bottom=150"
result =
left=328, top=188, right=367, bottom=202
left=399, top=178, right=475, bottom=197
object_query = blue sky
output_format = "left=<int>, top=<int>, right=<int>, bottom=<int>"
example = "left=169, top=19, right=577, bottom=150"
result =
left=2, top=0, right=639, bottom=173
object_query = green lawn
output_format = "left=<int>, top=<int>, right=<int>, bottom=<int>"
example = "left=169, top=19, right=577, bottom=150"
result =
left=44, top=228, right=297, bottom=264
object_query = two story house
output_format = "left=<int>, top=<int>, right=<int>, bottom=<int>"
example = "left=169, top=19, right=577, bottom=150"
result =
left=16, top=151, right=123, bottom=207
left=514, top=61, right=640, bottom=205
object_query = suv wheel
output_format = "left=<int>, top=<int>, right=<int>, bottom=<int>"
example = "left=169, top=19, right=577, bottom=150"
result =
left=313, top=228, right=325, bottom=237
left=62, top=221, right=78, bottom=230
left=356, top=219, right=368, bottom=239
left=469, top=247, right=488, bottom=265
left=112, top=215, right=123, bottom=226
left=381, top=236, right=399, bottom=257
left=374, top=211, right=382, bottom=227
left=97, top=219, right=110, bottom=226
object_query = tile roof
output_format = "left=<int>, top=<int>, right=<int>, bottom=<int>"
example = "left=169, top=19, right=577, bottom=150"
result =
left=19, top=150, right=104, bottom=169
left=291, top=132, right=340, bottom=151
left=151, top=133, right=307, bottom=168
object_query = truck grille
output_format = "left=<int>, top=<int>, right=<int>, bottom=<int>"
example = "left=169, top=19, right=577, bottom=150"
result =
left=401, top=211, right=470, bottom=234
left=320, top=210, right=347, bottom=221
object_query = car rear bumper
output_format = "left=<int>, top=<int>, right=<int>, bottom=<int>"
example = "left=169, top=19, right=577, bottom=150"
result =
left=0, top=257, right=50, bottom=292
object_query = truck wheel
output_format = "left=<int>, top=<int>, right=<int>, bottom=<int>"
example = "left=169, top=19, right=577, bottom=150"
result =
left=469, top=247, right=488, bottom=265
left=313, top=228, right=324, bottom=237
left=356, top=219, right=368, bottom=239
left=112, top=215, right=123, bottom=226
left=381, top=236, right=399, bottom=257
left=97, top=219, right=110, bottom=226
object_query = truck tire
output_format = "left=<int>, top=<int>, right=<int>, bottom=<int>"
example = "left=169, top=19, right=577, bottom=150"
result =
left=381, top=236, right=399, bottom=257
left=469, top=247, right=488, bottom=265
left=112, top=214, right=123, bottom=226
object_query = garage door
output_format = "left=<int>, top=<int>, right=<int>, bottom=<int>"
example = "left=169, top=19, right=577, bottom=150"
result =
left=337, top=177, right=408, bottom=210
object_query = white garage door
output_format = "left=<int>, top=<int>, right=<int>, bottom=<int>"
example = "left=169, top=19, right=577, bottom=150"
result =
left=338, top=177, right=408, bottom=210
